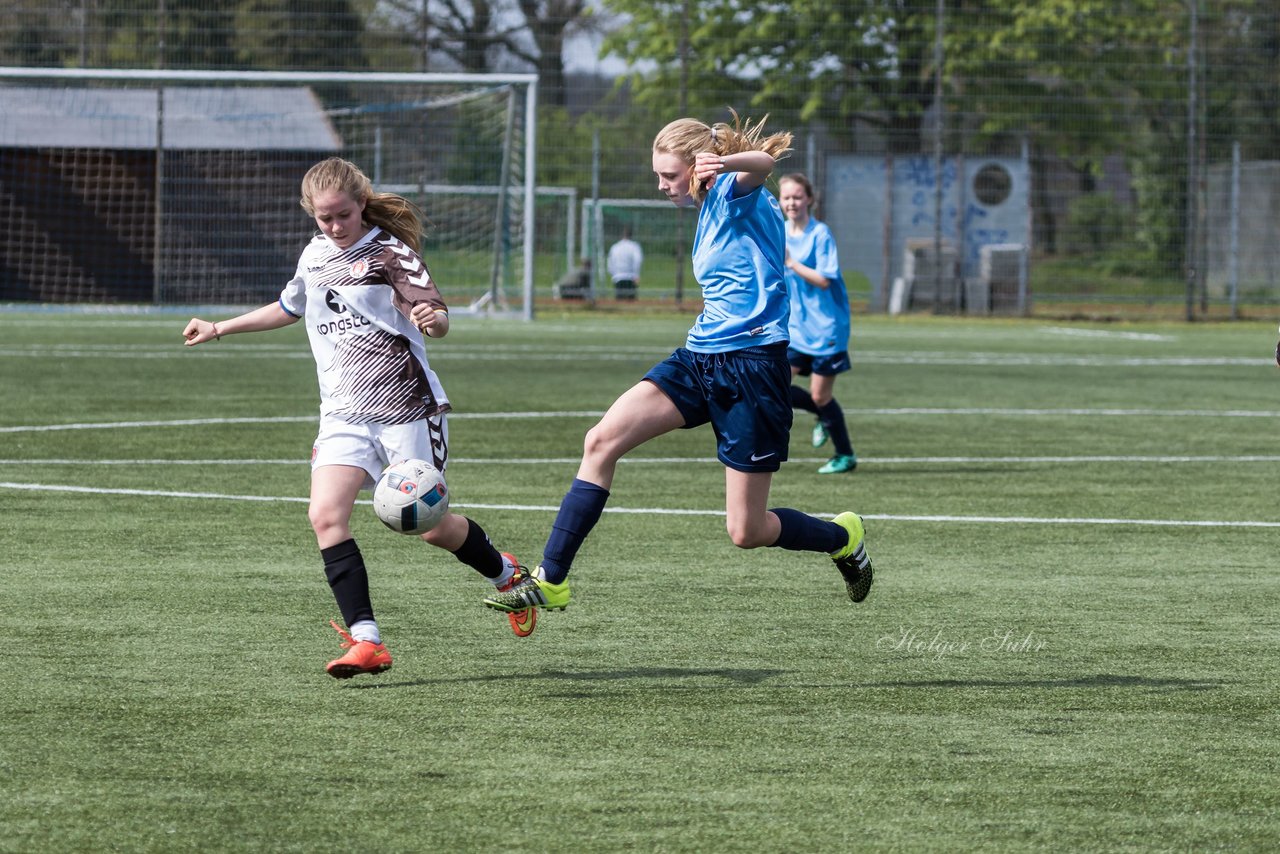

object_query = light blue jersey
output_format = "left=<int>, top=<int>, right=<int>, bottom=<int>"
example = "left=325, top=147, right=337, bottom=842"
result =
left=785, top=218, right=850, bottom=356
left=687, top=175, right=789, bottom=353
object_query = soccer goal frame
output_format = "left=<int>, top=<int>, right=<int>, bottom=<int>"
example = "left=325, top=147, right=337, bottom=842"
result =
left=0, top=67, right=538, bottom=320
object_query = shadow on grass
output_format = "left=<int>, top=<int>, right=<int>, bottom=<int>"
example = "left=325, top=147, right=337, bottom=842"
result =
left=871, top=466, right=1041, bottom=477
left=864, top=674, right=1224, bottom=691
left=348, top=671, right=1223, bottom=693
left=347, top=666, right=786, bottom=690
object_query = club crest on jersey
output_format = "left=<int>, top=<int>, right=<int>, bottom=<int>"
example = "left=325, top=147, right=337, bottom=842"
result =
left=349, top=259, right=369, bottom=278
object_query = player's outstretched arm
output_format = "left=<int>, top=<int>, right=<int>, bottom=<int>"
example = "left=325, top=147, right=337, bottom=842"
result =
left=695, top=150, right=776, bottom=194
left=183, top=302, right=298, bottom=347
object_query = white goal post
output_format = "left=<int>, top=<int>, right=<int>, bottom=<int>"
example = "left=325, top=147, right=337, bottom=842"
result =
left=0, top=67, right=538, bottom=320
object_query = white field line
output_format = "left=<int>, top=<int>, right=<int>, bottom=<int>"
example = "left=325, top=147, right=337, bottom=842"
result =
left=1040, top=326, right=1173, bottom=341
left=0, top=344, right=1270, bottom=368
left=6, top=406, right=1280, bottom=435
left=4, top=454, right=1280, bottom=466
left=2, top=480, right=1277, bottom=529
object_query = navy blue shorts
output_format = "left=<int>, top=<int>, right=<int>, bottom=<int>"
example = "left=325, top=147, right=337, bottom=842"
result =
left=788, top=348, right=851, bottom=377
left=644, top=342, right=792, bottom=473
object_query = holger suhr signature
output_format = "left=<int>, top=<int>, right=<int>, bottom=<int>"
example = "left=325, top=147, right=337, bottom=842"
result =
left=876, top=626, right=1048, bottom=661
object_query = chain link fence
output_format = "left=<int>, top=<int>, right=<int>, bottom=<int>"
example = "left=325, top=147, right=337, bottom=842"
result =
left=1, top=1, right=1276, bottom=319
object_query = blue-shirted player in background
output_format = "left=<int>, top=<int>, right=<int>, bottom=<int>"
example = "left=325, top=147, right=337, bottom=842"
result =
left=484, top=112, right=874, bottom=618
left=779, top=172, right=858, bottom=474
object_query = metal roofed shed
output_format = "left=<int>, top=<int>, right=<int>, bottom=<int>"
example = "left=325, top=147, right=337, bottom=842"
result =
left=0, top=86, right=342, bottom=150
left=0, top=85, right=341, bottom=303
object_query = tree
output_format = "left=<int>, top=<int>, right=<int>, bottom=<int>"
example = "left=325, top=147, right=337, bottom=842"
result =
left=505, top=0, right=593, bottom=107
left=373, top=0, right=519, bottom=72
left=1201, top=0, right=1280, bottom=161
left=948, top=1, right=1191, bottom=271
left=235, top=0, right=369, bottom=70
left=598, top=0, right=764, bottom=119
left=0, top=0, right=79, bottom=65
left=599, top=0, right=1280, bottom=276
left=601, top=0, right=948, bottom=153
left=948, top=1, right=1183, bottom=159
left=72, top=0, right=241, bottom=68
left=371, top=0, right=595, bottom=106
left=0, top=0, right=369, bottom=70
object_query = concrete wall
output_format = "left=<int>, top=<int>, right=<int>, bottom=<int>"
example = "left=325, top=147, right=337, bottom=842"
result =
left=823, top=154, right=1030, bottom=308
left=1206, top=160, right=1280, bottom=296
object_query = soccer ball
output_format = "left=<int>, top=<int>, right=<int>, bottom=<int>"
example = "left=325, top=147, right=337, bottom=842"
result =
left=372, top=459, right=449, bottom=535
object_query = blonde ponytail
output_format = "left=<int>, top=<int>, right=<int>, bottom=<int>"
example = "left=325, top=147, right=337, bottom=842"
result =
left=652, top=109, right=794, bottom=203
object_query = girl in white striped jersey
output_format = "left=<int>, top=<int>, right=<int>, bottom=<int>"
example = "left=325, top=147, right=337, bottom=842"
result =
left=183, top=157, right=536, bottom=678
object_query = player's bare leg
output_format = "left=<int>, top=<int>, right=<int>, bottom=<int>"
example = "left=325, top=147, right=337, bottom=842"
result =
left=577, top=379, right=686, bottom=489
left=484, top=380, right=685, bottom=614
left=310, top=465, right=393, bottom=676
left=308, top=464, right=365, bottom=549
left=725, top=464, right=873, bottom=602
left=724, top=468, right=779, bottom=548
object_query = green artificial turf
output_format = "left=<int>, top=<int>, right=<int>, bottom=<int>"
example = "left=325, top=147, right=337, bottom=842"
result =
left=2, top=310, right=1278, bottom=851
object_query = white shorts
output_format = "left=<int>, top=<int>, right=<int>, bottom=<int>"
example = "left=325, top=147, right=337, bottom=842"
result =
left=311, top=413, right=450, bottom=489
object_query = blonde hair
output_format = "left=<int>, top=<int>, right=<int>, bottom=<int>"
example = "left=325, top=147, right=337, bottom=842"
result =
left=652, top=109, right=794, bottom=204
left=300, top=157, right=427, bottom=254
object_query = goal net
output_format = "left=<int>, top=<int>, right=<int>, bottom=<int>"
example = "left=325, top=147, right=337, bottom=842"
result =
left=582, top=197, right=692, bottom=301
left=0, top=68, right=537, bottom=318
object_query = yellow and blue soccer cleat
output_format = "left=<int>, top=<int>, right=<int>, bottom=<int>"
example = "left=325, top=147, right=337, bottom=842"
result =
left=484, top=565, right=571, bottom=613
left=830, top=512, right=873, bottom=602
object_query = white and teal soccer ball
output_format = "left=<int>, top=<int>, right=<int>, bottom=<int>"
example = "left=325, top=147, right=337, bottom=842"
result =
left=373, top=459, right=449, bottom=535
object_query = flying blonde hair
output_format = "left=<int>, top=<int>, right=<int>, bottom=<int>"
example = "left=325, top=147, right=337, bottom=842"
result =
left=300, top=157, right=427, bottom=254
left=652, top=109, right=794, bottom=204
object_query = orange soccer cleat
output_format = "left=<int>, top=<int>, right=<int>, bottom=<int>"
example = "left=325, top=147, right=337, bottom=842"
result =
left=498, top=553, right=538, bottom=638
left=325, top=619, right=393, bottom=679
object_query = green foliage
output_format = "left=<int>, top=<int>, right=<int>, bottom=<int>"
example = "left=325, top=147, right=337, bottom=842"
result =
left=945, top=1, right=1202, bottom=279
left=600, top=0, right=942, bottom=152
left=234, top=0, right=368, bottom=70
left=1063, top=193, right=1129, bottom=254
left=0, top=5, right=74, bottom=65
left=1199, top=0, right=1280, bottom=161
left=599, top=0, right=768, bottom=117
left=0, top=0, right=369, bottom=69
left=1030, top=253, right=1180, bottom=296
left=535, top=105, right=667, bottom=198
left=1129, top=135, right=1187, bottom=274
left=949, top=0, right=1184, bottom=158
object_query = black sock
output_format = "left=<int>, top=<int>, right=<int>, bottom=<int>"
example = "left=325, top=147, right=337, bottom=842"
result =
left=769, top=508, right=844, bottom=553
left=817, top=398, right=854, bottom=457
left=322, top=538, right=374, bottom=627
left=451, top=517, right=503, bottom=579
left=790, top=384, right=819, bottom=414
left=541, top=478, right=610, bottom=584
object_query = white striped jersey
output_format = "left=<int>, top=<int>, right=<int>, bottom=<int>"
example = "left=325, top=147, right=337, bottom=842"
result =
left=279, top=226, right=450, bottom=425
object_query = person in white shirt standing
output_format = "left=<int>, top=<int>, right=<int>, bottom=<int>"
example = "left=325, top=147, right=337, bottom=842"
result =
left=606, top=226, right=643, bottom=300
left=181, top=157, right=538, bottom=680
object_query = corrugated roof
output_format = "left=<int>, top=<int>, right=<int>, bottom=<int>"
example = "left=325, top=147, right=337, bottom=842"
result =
left=0, top=86, right=341, bottom=150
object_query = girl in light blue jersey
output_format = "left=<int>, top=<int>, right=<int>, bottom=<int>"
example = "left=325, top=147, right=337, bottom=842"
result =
left=484, top=113, right=875, bottom=619
left=779, top=173, right=857, bottom=474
